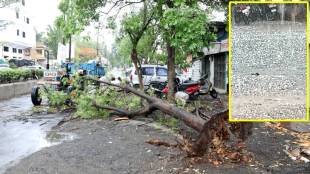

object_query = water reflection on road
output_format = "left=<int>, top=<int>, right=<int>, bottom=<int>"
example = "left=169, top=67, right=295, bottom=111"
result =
left=0, top=95, right=72, bottom=173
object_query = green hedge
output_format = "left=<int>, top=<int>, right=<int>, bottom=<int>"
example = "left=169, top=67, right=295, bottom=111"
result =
left=0, top=69, right=43, bottom=84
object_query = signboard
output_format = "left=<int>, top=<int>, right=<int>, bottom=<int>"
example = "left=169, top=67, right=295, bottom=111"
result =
left=43, top=70, right=58, bottom=81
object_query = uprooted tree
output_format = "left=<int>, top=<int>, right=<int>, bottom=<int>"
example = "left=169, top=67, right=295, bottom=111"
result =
left=90, top=79, right=253, bottom=157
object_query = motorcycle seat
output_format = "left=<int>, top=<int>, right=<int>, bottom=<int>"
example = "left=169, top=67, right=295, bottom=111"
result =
left=180, top=82, right=199, bottom=87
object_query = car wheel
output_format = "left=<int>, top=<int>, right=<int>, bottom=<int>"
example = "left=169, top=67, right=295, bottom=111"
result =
left=210, top=89, right=218, bottom=99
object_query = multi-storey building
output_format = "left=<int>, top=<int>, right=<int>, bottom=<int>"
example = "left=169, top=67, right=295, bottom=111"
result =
left=0, top=0, right=36, bottom=60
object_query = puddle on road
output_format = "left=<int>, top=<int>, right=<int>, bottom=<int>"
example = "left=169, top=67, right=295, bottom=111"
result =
left=0, top=120, right=77, bottom=173
left=0, top=95, right=33, bottom=119
left=0, top=95, right=77, bottom=174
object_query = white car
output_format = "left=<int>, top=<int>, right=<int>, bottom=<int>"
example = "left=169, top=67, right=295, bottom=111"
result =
left=128, top=64, right=186, bottom=88
left=0, top=64, right=10, bottom=70
left=23, top=65, right=45, bottom=70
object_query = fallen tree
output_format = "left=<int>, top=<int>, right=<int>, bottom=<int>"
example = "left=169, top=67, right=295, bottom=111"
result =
left=91, top=79, right=253, bottom=156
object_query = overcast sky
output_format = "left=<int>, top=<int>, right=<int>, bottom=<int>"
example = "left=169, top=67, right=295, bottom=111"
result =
left=27, top=0, right=61, bottom=32
left=24, top=0, right=224, bottom=51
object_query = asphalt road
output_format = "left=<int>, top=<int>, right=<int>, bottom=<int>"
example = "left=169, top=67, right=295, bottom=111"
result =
left=0, top=95, right=67, bottom=174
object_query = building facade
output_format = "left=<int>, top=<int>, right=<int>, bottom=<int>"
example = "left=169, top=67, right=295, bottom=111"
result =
left=30, top=43, right=48, bottom=66
left=190, top=22, right=228, bottom=94
left=0, top=0, right=36, bottom=60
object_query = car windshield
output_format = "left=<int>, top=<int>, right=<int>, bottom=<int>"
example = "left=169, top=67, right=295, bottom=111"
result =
left=142, top=67, right=154, bottom=76
left=156, top=67, right=167, bottom=76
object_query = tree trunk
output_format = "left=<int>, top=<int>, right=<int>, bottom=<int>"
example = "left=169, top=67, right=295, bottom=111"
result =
left=93, top=80, right=206, bottom=131
left=91, top=79, right=252, bottom=157
left=167, top=44, right=176, bottom=101
left=131, top=47, right=144, bottom=90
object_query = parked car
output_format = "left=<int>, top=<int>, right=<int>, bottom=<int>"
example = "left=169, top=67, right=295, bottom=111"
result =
left=128, top=64, right=186, bottom=88
left=23, top=65, right=45, bottom=70
left=8, top=59, right=35, bottom=67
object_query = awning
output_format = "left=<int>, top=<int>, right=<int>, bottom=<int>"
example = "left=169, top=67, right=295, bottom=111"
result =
left=203, top=39, right=228, bottom=55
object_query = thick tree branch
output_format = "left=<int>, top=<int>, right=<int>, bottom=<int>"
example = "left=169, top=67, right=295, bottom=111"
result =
left=92, top=100, right=157, bottom=118
left=101, top=0, right=145, bottom=15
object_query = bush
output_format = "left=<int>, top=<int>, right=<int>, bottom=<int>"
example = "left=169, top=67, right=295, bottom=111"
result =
left=47, top=90, right=69, bottom=108
left=0, top=69, right=43, bottom=84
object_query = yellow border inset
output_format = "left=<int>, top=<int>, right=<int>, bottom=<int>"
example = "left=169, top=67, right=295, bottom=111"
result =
left=228, top=1, right=310, bottom=122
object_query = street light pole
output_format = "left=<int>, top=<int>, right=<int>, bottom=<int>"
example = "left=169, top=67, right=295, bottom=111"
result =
left=45, top=50, right=50, bottom=70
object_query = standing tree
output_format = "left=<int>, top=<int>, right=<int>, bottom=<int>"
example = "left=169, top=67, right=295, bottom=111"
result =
left=61, top=0, right=219, bottom=96
left=45, top=25, right=63, bottom=59
left=119, top=2, right=155, bottom=90
left=158, top=0, right=216, bottom=100
left=55, top=0, right=95, bottom=62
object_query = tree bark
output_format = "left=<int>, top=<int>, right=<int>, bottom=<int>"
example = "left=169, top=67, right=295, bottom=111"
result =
left=131, top=47, right=144, bottom=90
left=94, top=80, right=206, bottom=132
left=190, top=110, right=228, bottom=156
left=167, top=44, right=176, bottom=101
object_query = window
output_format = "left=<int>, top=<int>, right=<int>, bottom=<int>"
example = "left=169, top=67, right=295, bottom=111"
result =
left=17, top=29, right=19, bottom=36
left=16, top=11, right=19, bottom=19
left=156, top=67, right=168, bottom=76
left=22, top=32, right=26, bottom=38
left=142, top=67, right=154, bottom=76
left=13, top=48, right=17, bottom=53
left=4, top=56, right=8, bottom=59
left=13, top=57, right=16, bottom=59
left=26, top=18, right=29, bottom=24
left=22, top=0, right=25, bottom=6
left=18, top=49, right=22, bottom=54
left=3, top=46, right=9, bottom=52
left=36, top=49, right=42, bottom=54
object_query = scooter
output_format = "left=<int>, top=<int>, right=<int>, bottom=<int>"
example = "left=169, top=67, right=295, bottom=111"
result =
left=234, top=4, right=251, bottom=25
left=266, top=4, right=279, bottom=21
left=161, top=74, right=218, bottom=100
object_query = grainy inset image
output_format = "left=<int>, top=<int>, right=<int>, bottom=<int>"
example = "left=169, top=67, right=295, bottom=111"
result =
left=230, top=3, right=308, bottom=121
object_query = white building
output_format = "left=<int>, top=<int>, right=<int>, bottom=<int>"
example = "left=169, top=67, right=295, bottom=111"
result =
left=57, top=42, right=75, bottom=64
left=0, top=0, right=36, bottom=60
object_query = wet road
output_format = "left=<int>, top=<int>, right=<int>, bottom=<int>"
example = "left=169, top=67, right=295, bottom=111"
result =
left=0, top=95, right=67, bottom=174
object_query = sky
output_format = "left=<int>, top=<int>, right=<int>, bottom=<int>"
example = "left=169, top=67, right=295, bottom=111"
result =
left=26, top=0, right=114, bottom=50
left=27, top=0, right=61, bottom=32
left=24, top=0, right=224, bottom=51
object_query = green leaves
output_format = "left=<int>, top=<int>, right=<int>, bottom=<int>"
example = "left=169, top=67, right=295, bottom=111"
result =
left=74, top=88, right=141, bottom=119
left=45, top=25, right=63, bottom=58
left=0, top=69, right=43, bottom=84
left=56, top=0, right=94, bottom=42
left=160, top=6, right=216, bottom=59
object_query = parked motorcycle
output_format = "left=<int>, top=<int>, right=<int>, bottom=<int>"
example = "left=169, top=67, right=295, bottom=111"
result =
left=266, top=4, right=279, bottom=21
left=151, top=74, right=218, bottom=100
left=146, top=80, right=167, bottom=98
left=234, top=4, right=251, bottom=25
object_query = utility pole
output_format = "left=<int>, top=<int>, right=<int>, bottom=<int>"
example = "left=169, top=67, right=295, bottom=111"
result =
left=45, top=50, right=50, bottom=70
left=68, top=34, right=72, bottom=63
left=96, top=24, right=99, bottom=57
left=96, top=22, right=102, bottom=64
